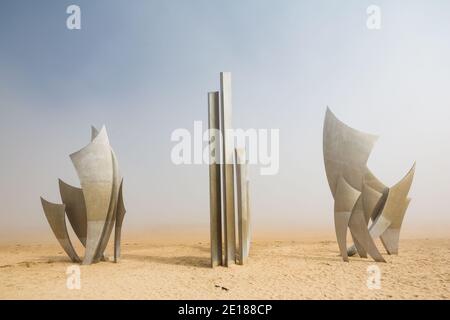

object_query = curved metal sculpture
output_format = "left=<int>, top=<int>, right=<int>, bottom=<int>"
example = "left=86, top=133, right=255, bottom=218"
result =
left=58, top=179, right=87, bottom=246
left=333, top=177, right=361, bottom=262
left=70, top=127, right=114, bottom=264
left=114, top=180, right=126, bottom=262
left=323, top=108, right=415, bottom=262
left=366, top=164, right=415, bottom=255
left=40, top=198, right=81, bottom=263
left=40, top=126, right=126, bottom=265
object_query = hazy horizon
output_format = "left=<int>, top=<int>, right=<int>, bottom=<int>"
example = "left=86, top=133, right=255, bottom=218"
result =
left=1, top=0, right=450, bottom=242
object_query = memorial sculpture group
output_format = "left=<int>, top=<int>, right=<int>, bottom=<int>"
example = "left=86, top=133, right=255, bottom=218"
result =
left=323, top=108, right=415, bottom=262
left=40, top=126, right=126, bottom=265
left=38, top=95, right=414, bottom=266
left=208, top=72, right=251, bottom=267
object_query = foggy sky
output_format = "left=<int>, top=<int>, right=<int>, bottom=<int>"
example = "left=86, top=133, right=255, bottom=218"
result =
left=1, top=0, right=449, bottom=242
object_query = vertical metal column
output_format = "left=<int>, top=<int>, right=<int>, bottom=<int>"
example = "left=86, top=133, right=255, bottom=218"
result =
left=235, top=148, right=249, bottom=265
left=208, top=91, right=223, bottom=267
left=246, top=180, right=251, bottom=255
left=220, top=72, right=236, bottom=266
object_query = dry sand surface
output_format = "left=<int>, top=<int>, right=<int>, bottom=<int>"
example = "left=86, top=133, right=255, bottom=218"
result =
left=0, top=236, right=449, bottom=300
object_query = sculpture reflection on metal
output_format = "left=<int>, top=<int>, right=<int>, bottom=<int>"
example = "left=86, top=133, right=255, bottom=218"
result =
left=208, top=72, right=252, bottom=267
left=40, top=126, right=126, bottom=265
left=323, top=108, right=415, bottom=262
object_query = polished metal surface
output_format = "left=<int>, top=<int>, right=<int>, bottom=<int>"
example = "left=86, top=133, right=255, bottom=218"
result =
left=114, top=179, right=126, bottom=262
left=207, top=73, right=252, bottom=267
left=208, top=91, right=223, bottom=267
left=236, top=148, right=250, bottom=265
left=323, top=108, right=415, bottom=262
left=58, top=179, right=87, bottom=246
left=41, top=198, right=81, bottom=263
left=41, top=126, right=125, bottom=265
left=220, top=72, right=236, bottom=266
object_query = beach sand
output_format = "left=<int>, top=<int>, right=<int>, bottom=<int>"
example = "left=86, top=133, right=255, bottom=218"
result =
left=0, top=236, right=448, bottom=300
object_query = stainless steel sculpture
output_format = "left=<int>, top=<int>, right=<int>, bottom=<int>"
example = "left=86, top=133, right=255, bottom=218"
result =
left=41, top=126, right=126, bottom=265
left=236, top=148, right=250, bottom=265
left=208, top=72, right=252, bottom=267
left=41, top=198, right=81, bottom=263
left=114, top=180, right=126, bottom=262
left=323, top=108, right=415, bottom=262
left=208, top=91, right=223, bottom=268
left=220, top=72, right=236, bottom=266
left=58, top=179, right=87, bottom=246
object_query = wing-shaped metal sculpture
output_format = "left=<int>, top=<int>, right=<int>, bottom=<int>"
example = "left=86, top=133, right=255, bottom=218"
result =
left=323, top=108, right=415, bottom=262
left=333, top=177, right=361, bottom=262
left=70, top=126, right=114, bottom=265
left=114, top=179, right=126, bottom=262
left=40, top=198, right=81, bottom=263
left=348, top=195, right=386, bottom=262
left=58, top=179, right=87, bottom=246
left=42, top=125, right=126, bottom=265
left=323, top=107, right=378, bottom=195
left=92, top=149, right=121, bottom=263
left=91, top=125, right=100, bottom=141
left=368, top=164, right=416, bottom=254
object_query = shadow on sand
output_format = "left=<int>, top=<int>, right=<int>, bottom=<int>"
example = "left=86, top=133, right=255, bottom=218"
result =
left=123, top=254, right=211, bottom=269
left=121, top=244, right=211, bottom=268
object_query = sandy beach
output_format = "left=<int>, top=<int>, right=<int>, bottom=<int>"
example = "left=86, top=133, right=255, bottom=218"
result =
left=0, top=235, right=448, bottom=300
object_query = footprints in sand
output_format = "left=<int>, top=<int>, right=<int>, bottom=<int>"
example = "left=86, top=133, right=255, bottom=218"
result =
left=0, top=259, right=61, bottom=269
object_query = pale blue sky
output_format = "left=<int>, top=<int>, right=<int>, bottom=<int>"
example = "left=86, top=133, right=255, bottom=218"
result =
left=1, top=0, right=450, bottom=241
